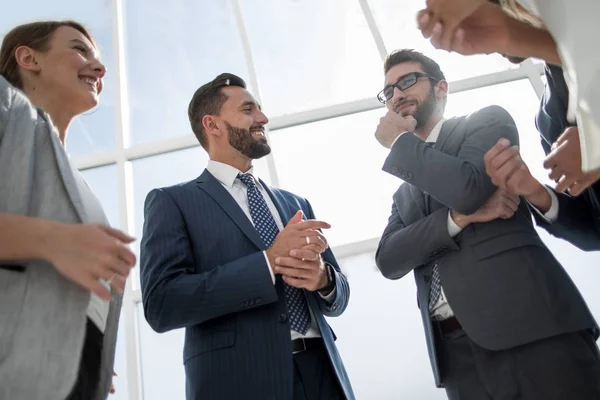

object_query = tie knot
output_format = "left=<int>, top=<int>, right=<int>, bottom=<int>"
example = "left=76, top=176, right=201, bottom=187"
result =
left=238, top=173, right=256, bottom=188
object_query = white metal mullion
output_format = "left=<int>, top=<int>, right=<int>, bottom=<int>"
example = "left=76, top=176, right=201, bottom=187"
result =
left=110, top=0, right=143, bottom=398
left=231, top=0, right=281, bottom=187
left=521, top=59, right=546, bottom=99
left=358, top=0, right=388, bottom=61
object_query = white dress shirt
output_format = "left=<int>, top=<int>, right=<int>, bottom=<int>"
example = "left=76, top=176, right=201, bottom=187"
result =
left=517, top=0, right=600, bottom=171
left=206, top=160, right=335, bottom=340
left=70, top=164, right=111, bottom=333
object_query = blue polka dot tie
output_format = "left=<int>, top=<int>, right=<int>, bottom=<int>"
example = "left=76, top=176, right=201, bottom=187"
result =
left=238, top=173, right=311, bottom=335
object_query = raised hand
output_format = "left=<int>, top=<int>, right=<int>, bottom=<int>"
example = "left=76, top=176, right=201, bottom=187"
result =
left=265, top=210, right=330, bottom=272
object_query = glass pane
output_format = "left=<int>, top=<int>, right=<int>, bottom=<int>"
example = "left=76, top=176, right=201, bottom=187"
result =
left=330, top=252, right=447, bottom=399
left=124, top=0, right=249, bottom=146
left=269, top=109, right=398, bottom=247
left=367, top=0, right=514, bottom=82
left=80, top=164, right=120, bottom=227
left=240, top=0, right=383, bottom=116
left=109, top=311, right=130, bottom=400
left=0, top=0, right=116, bottom=156
left=137, top=303, right=186, bottom=400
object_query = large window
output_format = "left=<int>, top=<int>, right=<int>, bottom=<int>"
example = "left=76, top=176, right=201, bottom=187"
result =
left=12, top=1, right=600, bottom=399
left=123, top=0, right=249, bottom=146
left=241, top=0, right=383, bottom=116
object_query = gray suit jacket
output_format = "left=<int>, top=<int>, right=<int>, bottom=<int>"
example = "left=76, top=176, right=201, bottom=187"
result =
left=0, top=76, right=121, bottom=400
left=376, top=105, right=598, bottom=387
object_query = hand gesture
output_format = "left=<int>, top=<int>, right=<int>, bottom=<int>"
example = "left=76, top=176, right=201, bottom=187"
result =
left=544, top=126, right=600, bottom=195
left=469, top=189, right=520, bottom=223
left=44, top=223, right=136, bottom=300
left=375, top=110, right=417, bottom=148
left=274, top=254, right=329, bottom=292
left=266, top=211, right=330, bottom=272
left=417, top=0, right=486, bottom=50
left=484, top=138, right=543, bottom=197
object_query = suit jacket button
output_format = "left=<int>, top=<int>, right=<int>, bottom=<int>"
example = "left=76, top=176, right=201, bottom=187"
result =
left=405, top=173, right=413, bottom=180
left=392, top=167, right=398, bottom=173
left=278, top=313, right=288, bottom=323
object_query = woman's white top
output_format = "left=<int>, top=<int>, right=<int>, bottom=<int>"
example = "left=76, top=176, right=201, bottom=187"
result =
left=517, top=0, right=600, bottom=171
left=69, top=162, right=111, bottom=333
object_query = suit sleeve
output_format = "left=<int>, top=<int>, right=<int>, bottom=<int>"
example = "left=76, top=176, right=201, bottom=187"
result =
left=383, top=106, right=519, bottom=215
left=304, top=199, right=349, bottom=317
left=376, top=199, right=459, bottom=280
left=140, top=188, right=279, bottom=333
left=0, top=77, right=14, bottom=142
left=532, top=189, right=600, bottom=251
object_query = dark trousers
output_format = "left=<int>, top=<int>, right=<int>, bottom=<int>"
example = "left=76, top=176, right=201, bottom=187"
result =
left=292, top=340, right=345, bottom=400
left=437, top=328, right=600, bottom=400
left=66, top=318, right=104, bottom=400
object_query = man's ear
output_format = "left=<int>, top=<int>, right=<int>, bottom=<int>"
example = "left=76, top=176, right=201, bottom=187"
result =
left=435, top=80, right=449, bottom=100
left=14, top=46, right=41, bottom=73
left=202, top=115, right=222, bottom=139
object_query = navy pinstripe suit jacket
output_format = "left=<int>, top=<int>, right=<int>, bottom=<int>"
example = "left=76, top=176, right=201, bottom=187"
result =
left=140, top=169, right=354, bottom=400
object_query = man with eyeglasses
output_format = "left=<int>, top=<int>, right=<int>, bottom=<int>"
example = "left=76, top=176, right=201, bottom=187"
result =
left=374, top=49, right=600, bottom=399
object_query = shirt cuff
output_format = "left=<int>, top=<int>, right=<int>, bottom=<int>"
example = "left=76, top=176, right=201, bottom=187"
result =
left=447, top=210, right=463, bottom=237
left=263, top=251, right=276, bottom=284
left=529, top=186, right=559, bottom=223
left=390, top=131, right=410, bottom=148
left=318, top=286, right=336, bottom=303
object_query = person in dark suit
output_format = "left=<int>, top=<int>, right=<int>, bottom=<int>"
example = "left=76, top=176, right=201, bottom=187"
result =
left=484, top=63, right=600, bottom=250
left=139, top=73, right=354, bottom=400
left=374, top=49, right=600, bottom=400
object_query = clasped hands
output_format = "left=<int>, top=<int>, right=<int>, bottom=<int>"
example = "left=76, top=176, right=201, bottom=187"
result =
left=265, top=210, right=331, bottom=292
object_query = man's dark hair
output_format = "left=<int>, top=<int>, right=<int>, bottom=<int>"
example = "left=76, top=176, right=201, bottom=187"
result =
left=384, top=49, right=446, bottom=82
left=188, top=73, right=247, bottom=150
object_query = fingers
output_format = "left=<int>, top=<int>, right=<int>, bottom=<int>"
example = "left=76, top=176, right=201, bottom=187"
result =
left=555, top=174, right=577, bottom=193
left=116, top=243, right=137, bottom=267
left=547, top=166, right=564, bottom=182
left=289, top=248, right=320, bottom=261
left=282, top=275, right=310, bottom=290
left=100, top=225, right=135, bottom=243
left=499, top=204, right=516, bottom=219
left=275, top=256, right=317, bottom=270
left=417, top=10, right=435, bottom=38
left=493, top=155, right=522, bottom=189
left=86, top=278, right=113, bottom=301
left=291, top=220, right=331, bottom=231
left=542, top=144, right=562, bottom=170
left=300, top=231, right=328, bottom=250
left=287, top=210, right=304, bottom=225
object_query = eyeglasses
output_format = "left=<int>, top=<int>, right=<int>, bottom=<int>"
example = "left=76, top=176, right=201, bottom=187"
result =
left=377, top=72, right=438, bottom=104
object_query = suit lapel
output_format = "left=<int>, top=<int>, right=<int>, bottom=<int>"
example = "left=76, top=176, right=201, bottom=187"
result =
left=260, top=179, right=293, bottom=225
left=196, top=170, right=265, bottom=250
left=48, top=127, right=88, bottom=223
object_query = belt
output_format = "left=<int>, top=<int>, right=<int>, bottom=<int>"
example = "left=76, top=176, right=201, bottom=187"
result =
left=435, top=316, right=462, bottom=335
left=292, top=338, right=323, bottom=354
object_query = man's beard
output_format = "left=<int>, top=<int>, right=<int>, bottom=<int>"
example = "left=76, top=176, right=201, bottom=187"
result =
left=398, top=88, right=438, bottom=129
left=226, top=121, right=271, bottom=159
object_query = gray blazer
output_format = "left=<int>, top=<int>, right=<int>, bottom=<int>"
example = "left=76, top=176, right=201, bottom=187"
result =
left=0, top=75, right=121, bottom=400
left=376, top=105, right=598, bottom=387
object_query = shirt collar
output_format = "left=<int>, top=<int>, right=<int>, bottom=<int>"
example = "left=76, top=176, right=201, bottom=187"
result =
left=424, top=118, right=446, bottom=144
left=207, top=160, right=256, bottom=188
